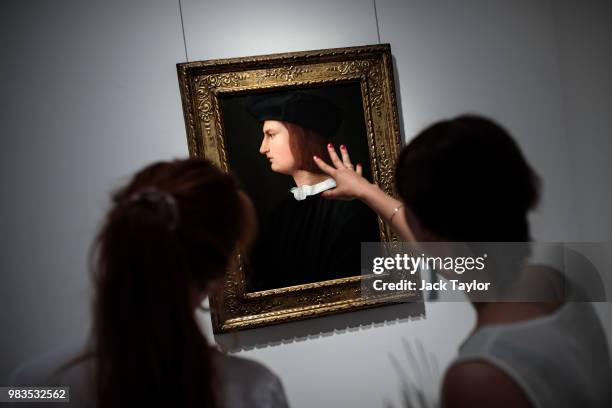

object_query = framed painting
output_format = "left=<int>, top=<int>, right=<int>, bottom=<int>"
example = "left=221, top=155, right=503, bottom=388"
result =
left=177, top=44, right=419, bottom=333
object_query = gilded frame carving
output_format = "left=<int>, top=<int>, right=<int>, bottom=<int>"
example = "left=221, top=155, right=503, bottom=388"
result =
left=177, top=44, right=418, bottom=333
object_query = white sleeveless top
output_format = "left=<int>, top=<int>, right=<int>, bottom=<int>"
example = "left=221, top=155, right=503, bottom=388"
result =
left=9, top=346, right=289, bottom=408
left=454, top=301, right=612, bottom=408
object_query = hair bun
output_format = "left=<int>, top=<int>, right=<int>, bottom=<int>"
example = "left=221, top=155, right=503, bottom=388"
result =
left=127, top=187, right=180, bottom=230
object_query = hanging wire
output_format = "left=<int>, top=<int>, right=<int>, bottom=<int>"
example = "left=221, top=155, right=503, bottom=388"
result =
left=178, top=0, right=189, bottom=62
left=373, top=0, right=382, bottom=44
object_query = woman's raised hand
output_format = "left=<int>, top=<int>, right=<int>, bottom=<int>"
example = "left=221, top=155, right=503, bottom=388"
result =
left=313, top=144, right=373, bottom=200
left=315, top=143, right=416, bottom=241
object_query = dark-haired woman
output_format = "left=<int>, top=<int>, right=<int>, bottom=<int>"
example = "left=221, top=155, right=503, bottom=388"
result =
left=9, top=158, right=289, bottom=408
left=313, top=115, right=611, bottom=407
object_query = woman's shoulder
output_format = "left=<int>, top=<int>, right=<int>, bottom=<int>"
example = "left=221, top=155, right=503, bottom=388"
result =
left=454, top=300, right=612, bottom=407
left=213, top=351, right=281, bottom=383
left=213, top=351, right=290, bottom=408
left=9, top=343, right=96, bottom=408
left=8, top=343, right=89, bottom=386
left=443, top=360, right=533, bottom=408
left=11, top=347, right=288, bottom=408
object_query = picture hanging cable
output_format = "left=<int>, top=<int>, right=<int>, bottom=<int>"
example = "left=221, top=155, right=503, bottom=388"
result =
left=373, top=0, right=381, bottom=44
left=178, top=0, right=189, bottom=62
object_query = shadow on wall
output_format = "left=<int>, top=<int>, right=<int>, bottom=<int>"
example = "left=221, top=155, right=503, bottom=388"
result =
left=213, top=301, right=426, bottom=352
left=391, top=54, right=407, bottom=145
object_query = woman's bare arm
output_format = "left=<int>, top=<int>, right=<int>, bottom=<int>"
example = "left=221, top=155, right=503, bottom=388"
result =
left=313, top=144, right=416, bottom=241
left=443, top=361, right=532, bottom=408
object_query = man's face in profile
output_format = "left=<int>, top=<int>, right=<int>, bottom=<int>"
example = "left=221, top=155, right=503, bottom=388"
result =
left=259, top=120, right=297, bottom=175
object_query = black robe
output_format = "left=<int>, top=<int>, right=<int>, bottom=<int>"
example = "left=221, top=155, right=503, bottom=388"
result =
left=248, top=193, right=380, bottom=291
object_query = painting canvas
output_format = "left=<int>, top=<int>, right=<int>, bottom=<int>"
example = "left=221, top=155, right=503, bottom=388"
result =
left=220, top=84, right=381, bottom=291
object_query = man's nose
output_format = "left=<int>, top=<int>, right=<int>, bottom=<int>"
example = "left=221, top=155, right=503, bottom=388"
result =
left=259, top=136, right=267, bottom=154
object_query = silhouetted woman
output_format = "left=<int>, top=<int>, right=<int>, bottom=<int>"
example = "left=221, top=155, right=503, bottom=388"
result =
left=314, top=115, right=612, bottom=408
left=10, top=158, right=289, bottom=408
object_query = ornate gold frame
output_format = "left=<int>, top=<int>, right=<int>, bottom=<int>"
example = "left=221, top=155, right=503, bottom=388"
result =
left=177, top=44, right=418, bottom=333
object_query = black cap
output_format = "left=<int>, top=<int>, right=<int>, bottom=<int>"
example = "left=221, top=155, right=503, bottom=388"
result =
left=246, top=92, right=343, bottom=139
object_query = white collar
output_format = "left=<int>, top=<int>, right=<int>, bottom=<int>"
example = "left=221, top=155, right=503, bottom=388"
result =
left=290, top=178, right=337, bottom=201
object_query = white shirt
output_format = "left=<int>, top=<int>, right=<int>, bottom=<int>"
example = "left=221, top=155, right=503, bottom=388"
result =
left=9, top=346, right=290, bottom=408
left=290, top=178, right=336, bottom=201
left=454, top=299, right=612, bottom=407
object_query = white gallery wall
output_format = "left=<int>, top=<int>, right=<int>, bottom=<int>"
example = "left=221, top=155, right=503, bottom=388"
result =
left=551, top=0, right=612, bottom=352
left=0, top=0, right=190, bottom=386
left=1, top=1, right=610, bottom=407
